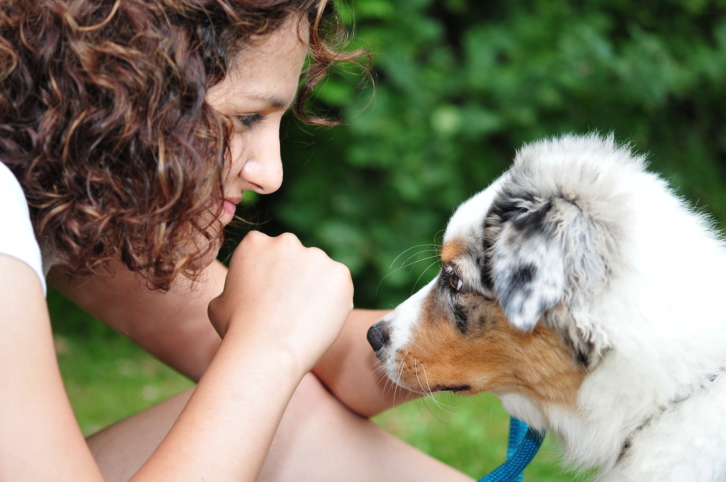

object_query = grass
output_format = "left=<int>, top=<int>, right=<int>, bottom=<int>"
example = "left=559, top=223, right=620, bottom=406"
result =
left=51, top=288, right=584, bottom=481
left=372, top=394, right=583, bottom=481
left=55, top=334, right=194, bottom=436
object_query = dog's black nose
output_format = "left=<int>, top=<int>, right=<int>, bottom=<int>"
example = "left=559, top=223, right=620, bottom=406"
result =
left=367, top=322, right=390, bottom=352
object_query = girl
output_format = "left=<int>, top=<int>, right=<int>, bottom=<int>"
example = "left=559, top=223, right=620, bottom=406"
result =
left=0, top=0, right=473, bottom=480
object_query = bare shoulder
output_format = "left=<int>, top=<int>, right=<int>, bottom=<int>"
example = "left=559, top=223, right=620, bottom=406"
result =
left=0, top=253, right=46, bottom=315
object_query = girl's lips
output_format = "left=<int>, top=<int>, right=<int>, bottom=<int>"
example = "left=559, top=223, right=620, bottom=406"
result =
left=223, top=198, right=241, bottom=217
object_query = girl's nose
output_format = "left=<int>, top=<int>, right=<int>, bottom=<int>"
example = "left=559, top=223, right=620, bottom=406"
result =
left=236, top=133, right=283, bottom=195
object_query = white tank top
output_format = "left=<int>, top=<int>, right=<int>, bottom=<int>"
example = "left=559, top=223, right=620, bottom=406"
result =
left=0, top=162, right=46, bottom=295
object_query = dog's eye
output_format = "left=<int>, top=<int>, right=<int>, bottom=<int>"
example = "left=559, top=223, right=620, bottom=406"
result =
left=443, top=264, right=466, bottom=293
left=449, top=274, right=464, bottom=292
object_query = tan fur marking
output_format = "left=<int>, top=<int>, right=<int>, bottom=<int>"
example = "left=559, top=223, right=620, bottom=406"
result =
left=441, top=239, right=466, bottom=264
left=394, top=289, right=585, bottom=407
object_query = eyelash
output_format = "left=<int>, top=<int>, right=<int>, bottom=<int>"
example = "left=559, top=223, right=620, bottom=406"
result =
left=444, top=265, right=465, bottom=292
left=237, top=114, right=265, bottom=129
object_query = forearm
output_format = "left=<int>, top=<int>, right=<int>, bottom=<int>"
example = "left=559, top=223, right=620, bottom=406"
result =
left=313, top=309, right=419, bottom=418
left=132, top=327, right=304, bottom=481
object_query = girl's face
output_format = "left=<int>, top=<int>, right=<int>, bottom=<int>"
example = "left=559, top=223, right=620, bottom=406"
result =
left=206, top=17, right=309, bottom=226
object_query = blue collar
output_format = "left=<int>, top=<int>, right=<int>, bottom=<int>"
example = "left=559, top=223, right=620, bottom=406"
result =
left=477, top=417, right=545, bottom=482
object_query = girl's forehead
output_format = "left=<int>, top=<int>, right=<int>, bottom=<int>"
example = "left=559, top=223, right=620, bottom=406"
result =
left=206, top=17, right=308, bottom=113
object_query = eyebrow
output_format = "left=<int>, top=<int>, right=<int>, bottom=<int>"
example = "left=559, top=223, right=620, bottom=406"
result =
left=247, top=93, right=295, bottom=110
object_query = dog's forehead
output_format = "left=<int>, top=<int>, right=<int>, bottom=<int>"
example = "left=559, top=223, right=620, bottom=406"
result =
left=443, top=182, right=502, bottom=246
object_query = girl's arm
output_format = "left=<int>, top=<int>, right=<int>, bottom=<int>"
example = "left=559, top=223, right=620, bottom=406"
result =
left=51, top=242, right=419, bottom=419
left=22, top=232, right=354, bottom=481
left=312, top=309, right=419, bottom=417
left=133, top=231, right=355, bottom=480
left=0, top=254, right=104, bottom=481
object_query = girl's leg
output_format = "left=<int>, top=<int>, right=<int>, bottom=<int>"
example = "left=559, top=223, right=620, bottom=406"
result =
left=87, top=388, right=192, bottom=481
left=87, top=373, right=473, bottom=482
left=260, top=373, right=472, bottom=481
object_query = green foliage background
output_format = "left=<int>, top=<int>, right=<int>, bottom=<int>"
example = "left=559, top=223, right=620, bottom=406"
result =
left=52, top=1, right=726, bottom=480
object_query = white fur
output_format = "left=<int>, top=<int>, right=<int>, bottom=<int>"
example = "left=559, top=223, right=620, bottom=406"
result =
left=381, top=134, right=726, bottom=480
left=378, top=278, right=436, bottom=350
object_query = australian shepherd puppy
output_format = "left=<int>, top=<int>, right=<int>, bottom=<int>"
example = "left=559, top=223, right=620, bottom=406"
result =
left=367, top=134, right=726, bottom=481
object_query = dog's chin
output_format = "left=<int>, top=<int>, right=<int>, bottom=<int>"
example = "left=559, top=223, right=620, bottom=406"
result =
left=376, top=349, right=478, bottom=395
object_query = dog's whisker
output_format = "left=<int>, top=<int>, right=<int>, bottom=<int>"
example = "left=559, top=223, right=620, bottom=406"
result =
left=420, top=362, right=456, bottom=411
left=432, top=229, right=445, bottom=249
left=399, top=254, right=440, bottom=270
left=376, top=254, right=440, bottom=294
left=412, top=260, right=443, bottom=293
left=389, top=244, right=437, bottom=270
left=382, top=378, right=392, bottom=399
left=386, top=255, right=442, bottom=288
left=414, top=361, right=426, bottom=394
left=415, top=397, right=433, bottom=422
left=392, top=353, right=409, bottom=402
left=395, top=354, right=407, bottom=384
left=413, top=366, right=432, bottom=419
left=398, top=249, right=439, bottom=270
left=414, top=362, right=448, bottom=423
left=419, top=363, right=455, bottom=414
left=376, top=357, right=398, bottom=400
left=379, top=366, right=396, bottom=399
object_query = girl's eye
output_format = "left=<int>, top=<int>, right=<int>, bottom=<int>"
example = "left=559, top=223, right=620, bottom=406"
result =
left=237, top=114, right=265, bottom=129
left=449, top=273, right=464, bottom=292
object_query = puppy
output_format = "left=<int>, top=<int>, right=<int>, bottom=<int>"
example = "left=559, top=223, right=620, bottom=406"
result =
left=368, top=134, right=726, bottom=481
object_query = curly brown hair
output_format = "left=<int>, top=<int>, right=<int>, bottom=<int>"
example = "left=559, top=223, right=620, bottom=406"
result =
left=0, top=0, right=361, bottom=290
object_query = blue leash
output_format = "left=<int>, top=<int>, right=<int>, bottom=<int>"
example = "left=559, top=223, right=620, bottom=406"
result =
left=477, top=417, right=546, bottom=482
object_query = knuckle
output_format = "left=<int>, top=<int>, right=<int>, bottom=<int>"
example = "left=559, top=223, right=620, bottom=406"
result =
left=308, top=246, right=327, bottom=258
left=277, top=232, right=300, bottom=247
left=241, top=230, right=266, bottom=247
left=245, top=230, right=264, bottom=240
left=332, top=261, right=351, bottom=278
left=329, top=261, right=353, bottom=288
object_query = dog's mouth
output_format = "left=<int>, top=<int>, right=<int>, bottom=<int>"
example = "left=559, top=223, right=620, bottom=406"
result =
left=436, top=384, right=471, bottom=393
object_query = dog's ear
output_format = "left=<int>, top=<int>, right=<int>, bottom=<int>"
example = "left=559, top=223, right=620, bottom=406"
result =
left=484, top=189, right=609, bottom=333
left=484, top=192, right=566, bottom=331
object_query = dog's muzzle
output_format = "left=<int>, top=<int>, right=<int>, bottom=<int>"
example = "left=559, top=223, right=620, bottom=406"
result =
left=366, top=320, right=390, bottom=352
